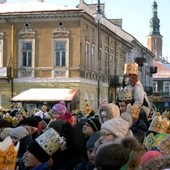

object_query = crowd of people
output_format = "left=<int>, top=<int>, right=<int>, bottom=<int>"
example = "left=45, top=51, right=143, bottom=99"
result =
left=0, top=62, right=169, bottom=170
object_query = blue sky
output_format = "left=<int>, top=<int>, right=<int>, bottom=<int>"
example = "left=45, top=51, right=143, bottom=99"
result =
left=8, top=0, right=170, bottom=61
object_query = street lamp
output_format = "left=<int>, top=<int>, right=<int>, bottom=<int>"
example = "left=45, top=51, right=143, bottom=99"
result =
left=94, top=0, right=102, bottom=108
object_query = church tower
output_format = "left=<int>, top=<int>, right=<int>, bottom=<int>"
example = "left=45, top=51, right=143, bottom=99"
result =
left=147, top=0, right=162, bottom=61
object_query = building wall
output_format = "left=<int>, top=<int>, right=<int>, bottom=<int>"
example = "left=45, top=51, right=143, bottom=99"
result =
left=0, top=10, right=133, bottom=112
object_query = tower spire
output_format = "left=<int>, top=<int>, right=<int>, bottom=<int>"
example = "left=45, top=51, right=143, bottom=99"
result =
left=149, top=0, right=160, bottom=35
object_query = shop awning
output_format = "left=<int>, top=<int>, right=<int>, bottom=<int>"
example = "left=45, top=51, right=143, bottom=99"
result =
left=10, top=88, right=78, bottom=102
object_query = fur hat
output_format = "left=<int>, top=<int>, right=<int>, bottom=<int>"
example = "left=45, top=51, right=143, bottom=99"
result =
left=10, top=126, right=29, bottom=140
left=95, top=136, right=144, bottom=170
left=98, top=103, right=120, bottom=123
left=86, top=132, right=100, bottom=150
left=27, top=128, right=64, bottom=163
left=52, top=103, right=67, bottom=115
left=85, top=118, right=101, bottom=132
left=101, top=113, right=132, bottom=138
left=140, top=150, right=162, bottom=167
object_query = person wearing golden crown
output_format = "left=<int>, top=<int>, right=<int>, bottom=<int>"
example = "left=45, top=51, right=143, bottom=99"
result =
left=117, top=62, right=151, bottom=143
left=122, top=62, right=151, bottom=127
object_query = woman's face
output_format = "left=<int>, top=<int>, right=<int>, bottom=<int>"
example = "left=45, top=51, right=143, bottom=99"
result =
left=99, top=130, right=116, bottom=143
left=124, top=76, right=131, bottom=85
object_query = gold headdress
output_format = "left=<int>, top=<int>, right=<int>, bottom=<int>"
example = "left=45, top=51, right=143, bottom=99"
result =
left=149, top=115, right=170, bottom=134
left=124, top=63, right=138, bottom=75
left=118, top=87, right=133, bottom=101
left=0, top=136, right=19, bottom=170
left=130, top=104, right=140, bottom=120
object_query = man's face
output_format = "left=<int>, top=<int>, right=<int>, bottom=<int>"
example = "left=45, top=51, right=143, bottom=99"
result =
left=87, top=148, right=95, bottom=164
left=119, top=101, right=127, bottom=113
left=83, top=122, right=94, bottom=137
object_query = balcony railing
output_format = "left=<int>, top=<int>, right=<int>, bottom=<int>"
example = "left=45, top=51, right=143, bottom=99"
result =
left=152, top=91, right=170, bottom=97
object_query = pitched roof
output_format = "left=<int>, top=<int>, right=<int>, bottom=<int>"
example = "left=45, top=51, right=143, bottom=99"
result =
left=0, top=1, right=78, bottom=13
left=153, top=60, right=170, bottom=78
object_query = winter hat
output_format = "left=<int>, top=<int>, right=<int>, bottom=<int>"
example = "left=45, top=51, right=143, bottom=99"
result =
left=52, top=103, right=67, bottom=115
left=47, top=119, right=65, bottom=134
left=95, top=136, right=144, bottom=170
left=19, top=117, right=39, bottom=128
left=86, top=118, right=101, bottom=132
left=10, top=126, right=29, bottom=140
left=101, top=113, right=132, bottom=138
left=86, top=132, right=100, bottom=150
left=0, top=119, right=11, bottom=128
left=27, top=128, right=64, bottom=163
left=98, top=103, right=120, bottom=123
left=141, top=155, right=170, bottom=170
left=140, top=150, right=162, bottom=167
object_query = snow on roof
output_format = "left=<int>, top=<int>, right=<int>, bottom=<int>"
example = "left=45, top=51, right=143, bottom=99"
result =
left=153, top=60, right=170, bottom=78
left=11, top=88, right=78, bottom=102
left=0, top=1, right=78, bottom=13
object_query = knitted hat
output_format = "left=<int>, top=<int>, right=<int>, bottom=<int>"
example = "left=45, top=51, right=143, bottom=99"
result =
left=95, top=136, right=143, bottom=170
left=10, top=126, right=29, bottom=140
left=19, top=117, right=39, bottom=128
left=141, top=155, right=170, bottom=170
left=101, top=113, right=132, bottom=138
left=140, top=150, right=162, bottom=167
left=149, top=115, right=169, bottom=134
left=86, top=132, right=100, bottom=150
left=86, top=118, right=101, bottom=132
left=47, top=119, right=65, bottom=134
left=52, top=103, right=67, bottom=115
left=98, top=103, right=120, bottom=123
left=156, top=134, right=170, bottom=155
left=27, top=128, right=64, bottom=163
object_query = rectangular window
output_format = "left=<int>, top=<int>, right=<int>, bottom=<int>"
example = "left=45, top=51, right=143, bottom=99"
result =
left=105, top=52, right=108, bottom=75
left=55, top=41, right=66, bottom=66
left=0, top=40, right=3, bottom=67
left=153, top=81, right=157, bottom=92
left=91, top=46, right=95, bottom=71
left=21, top=42, right=32, bottom=67
left=85, top=43, right=89, bottom=69
left=163, top=81, right=170, bottom=94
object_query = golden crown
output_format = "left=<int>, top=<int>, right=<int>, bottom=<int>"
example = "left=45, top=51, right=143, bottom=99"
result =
left=118, top=88, right=133, bottom=101
left=124, top=63, right=138, bottom=75
left=149, top=115, right=170, bottom=134
left=130, top=104, right=140, bottom=120
left=0, top=136, right=19, bottom=170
